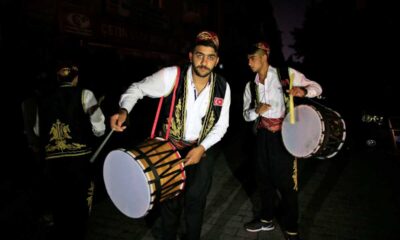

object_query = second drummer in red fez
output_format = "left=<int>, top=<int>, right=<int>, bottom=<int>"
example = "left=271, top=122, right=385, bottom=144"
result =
left=110, top=31, right=231, bottom=240
left=242, top=42, right=322, bottom=240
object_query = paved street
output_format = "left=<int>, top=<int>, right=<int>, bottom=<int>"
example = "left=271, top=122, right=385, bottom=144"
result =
left=85, top=127, right=400, bottom=240
left=2, top=109, right=400, bottom=240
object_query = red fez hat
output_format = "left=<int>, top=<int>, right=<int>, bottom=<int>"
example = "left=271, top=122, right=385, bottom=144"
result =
left=196, top=31, right=219, bottom=50
left=254, top=41, right=270, bottom=53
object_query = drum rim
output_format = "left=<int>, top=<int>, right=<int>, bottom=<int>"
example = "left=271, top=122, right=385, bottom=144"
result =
left=316, top=116, right=347, bottom=159
left=103, top=149, right=152, bottom=218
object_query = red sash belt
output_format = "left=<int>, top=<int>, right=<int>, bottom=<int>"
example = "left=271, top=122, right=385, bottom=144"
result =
left=257, top=117, right=284, bottom=133
left=169, top=137, right=197, bottom=150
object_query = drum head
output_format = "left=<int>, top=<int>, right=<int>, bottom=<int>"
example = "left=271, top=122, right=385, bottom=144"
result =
left=103, top=149, right=151, bottom=218
left=282, top=105, right=324, bottom=158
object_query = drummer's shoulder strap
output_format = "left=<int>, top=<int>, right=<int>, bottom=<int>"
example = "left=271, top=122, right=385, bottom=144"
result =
left=249, top=80, right=255, bottom=108
left=249, top=80, right=258, bottom=109
left=248, top=80, right=259, bottom=135
left=160, top=65, right=187, bottom=139
left=277, top=66, right=290, bottom=93
left=277, top=66, right=291, bottom=108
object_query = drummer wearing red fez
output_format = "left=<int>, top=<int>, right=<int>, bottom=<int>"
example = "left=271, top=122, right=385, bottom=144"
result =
left=242, top=41, right=322, bottom=240
left=110, top=31, right=230, bottom=240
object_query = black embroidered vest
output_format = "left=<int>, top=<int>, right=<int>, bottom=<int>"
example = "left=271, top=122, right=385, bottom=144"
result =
left=162, top=65, right=227, bottom=143
left=38, top=86, right=93, bottom=159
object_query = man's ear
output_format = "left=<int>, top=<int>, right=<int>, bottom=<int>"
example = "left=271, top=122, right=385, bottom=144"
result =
left=263, top=53, right=267, bottom=60
left=215, top=56, right=220, bottom=67
left=189, top=52, right=193, bottom=62
left=72, top=76, right=79, bottom=86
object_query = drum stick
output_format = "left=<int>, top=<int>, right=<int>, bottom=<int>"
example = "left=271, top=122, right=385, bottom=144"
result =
left=171, top=158, right=187, bottom=168
left=289, top=72, right=295, bottom=124
left=90, top=129, right=114, bottom=163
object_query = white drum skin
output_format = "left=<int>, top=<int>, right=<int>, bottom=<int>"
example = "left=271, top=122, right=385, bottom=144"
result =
left=103, top=138, right=185, bottom=219
left=103, top=149, right=152, bottom=218
left=282, top=104, right=346, bottom=159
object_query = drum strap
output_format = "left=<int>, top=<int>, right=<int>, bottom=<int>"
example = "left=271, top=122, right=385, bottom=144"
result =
left=151, top=67, right=181, bottom=139
left=249, top=80, right=257, bottom=109
left=277, top=66, right=291, bottom=106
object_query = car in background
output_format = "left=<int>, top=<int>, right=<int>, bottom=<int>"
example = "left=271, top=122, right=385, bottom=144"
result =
left=359, top=112, right=399, bottom=154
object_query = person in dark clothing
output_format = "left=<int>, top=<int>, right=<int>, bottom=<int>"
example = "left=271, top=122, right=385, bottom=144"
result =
left=34, top=61, right=106, bottom=240
left=110, top=31, right=231, bottom=240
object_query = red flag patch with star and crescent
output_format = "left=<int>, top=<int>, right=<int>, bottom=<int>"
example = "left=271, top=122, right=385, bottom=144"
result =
left=213, top=97, right=224, bottom=106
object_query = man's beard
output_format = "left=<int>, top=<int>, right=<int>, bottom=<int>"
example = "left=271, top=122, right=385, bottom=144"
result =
left=192, top=64, right=212, bottom=78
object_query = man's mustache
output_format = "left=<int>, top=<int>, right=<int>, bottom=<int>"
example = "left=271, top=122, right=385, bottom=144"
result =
left=196, top=65, right=211, bottom=71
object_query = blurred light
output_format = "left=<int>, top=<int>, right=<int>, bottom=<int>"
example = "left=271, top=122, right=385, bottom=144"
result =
left=366, top=139, right=376, bottom=147
left=361, top=113, right=384, bottom=125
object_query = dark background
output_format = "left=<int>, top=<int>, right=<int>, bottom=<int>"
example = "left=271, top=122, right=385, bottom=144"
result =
left=1, top=0, right=398, bottom=239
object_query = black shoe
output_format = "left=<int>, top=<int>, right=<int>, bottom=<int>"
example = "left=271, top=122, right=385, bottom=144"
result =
left=244, top=219, right=275, bottom=232
left=285, top=231, right=301, bottom=240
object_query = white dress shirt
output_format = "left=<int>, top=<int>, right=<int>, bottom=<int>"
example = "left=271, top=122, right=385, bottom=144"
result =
left=243, top=66, right=322, bottom=122
left=119, top=66, right=231, bottom=150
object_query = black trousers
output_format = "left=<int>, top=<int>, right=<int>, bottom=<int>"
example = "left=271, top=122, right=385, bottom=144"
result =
left=159, top=146, right=217, bottom=240
left=47, top=156, right=92, bottom=240
left=255, top=128, right=299, bottom=233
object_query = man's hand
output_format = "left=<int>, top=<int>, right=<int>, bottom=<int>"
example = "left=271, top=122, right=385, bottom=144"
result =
left=256, top=103, right=271, bottom=115
left=110, top=108, right=128, bottom=132
left=184, top=145, right=206, bottom=166
left=288, top=87, right=307, bottom=98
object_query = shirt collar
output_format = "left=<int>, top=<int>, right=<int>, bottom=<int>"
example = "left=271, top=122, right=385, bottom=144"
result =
left=255, top=66, right=275, bottom=84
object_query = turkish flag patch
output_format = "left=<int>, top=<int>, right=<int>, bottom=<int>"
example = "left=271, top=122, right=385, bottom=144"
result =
left=213, top=97, right=224, bottom=106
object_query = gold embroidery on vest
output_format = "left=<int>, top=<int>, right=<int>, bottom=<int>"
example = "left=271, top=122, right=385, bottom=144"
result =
left=198, top=73, right=216, bottom=142
left=45, top=119, right=86, bottom=153
left=204, top=110, right=216, bottom=134
left=168, top=70, right=220, bottom=143
left=170, top=98, right=182, bottom=137
left=168, top=72, right=187, bottom=140
left=292, top=157, right=298, bottom=191
left=87, top=181, right=95, bottom=214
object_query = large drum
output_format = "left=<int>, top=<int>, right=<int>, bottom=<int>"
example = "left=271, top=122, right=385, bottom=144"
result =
left=103, top=138, right=186, bottom=218
left=281, top=104, right=346, bottom=159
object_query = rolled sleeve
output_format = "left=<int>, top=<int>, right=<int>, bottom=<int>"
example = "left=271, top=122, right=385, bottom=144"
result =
left=83, top=90, right=106, bottom=137
left=290, top=68, right=322, bottom=98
